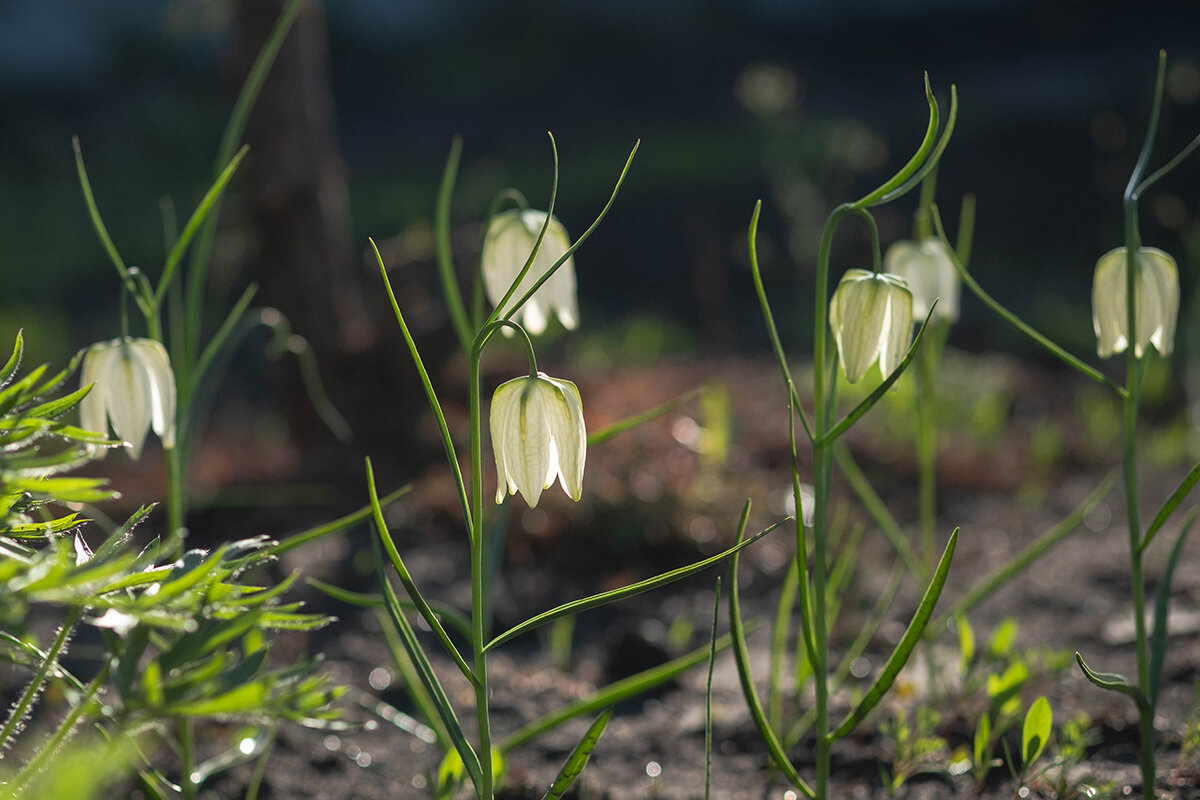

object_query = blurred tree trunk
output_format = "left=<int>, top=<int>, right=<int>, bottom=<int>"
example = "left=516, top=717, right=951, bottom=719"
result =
left=228, top=0, right=445, bottom=488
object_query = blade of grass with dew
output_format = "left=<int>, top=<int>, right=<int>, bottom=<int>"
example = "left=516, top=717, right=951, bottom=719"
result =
left=378, top=611, right=453, bottom=754
left=0, top=331, right=23, bottom=387
left=485, top=516, right=788, bottom=651
left=366, top=458, right=478, bottom=688
left=587, top=385, right=706, bottom=446
left=931, top=473, right=1116, bottom=631
left=372, top=539, right=482, bottom=790
left=829, top=529, right=957, bottom=741
left=726, top=501, right=816, bottom=799
left=540, top=710, right=611, bottom=800
left=1149, top=509, right=1197, bottom=706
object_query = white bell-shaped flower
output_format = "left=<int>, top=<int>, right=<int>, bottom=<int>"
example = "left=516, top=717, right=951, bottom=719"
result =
left=1092, top=246, right=1179, bottom=359
left=79, top=337, right=177, bottom=459
left=829, top=269, right=914, bottom=383
left=883, top=237, right=960, bottom=322
left=490, top=372, right=586, bottom=507
left=482, top=209, right=578, bottom=336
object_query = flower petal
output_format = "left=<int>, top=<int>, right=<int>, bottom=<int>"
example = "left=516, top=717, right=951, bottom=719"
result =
left=134, top=339, right=177, bottom=449
left=539, top=375, right=586, bottom=500
left=108, top=342, right=153, bottom=459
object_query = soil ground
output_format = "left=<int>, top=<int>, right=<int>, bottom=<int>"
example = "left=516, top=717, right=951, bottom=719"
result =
left=36, top=355, right=1200, bottom=799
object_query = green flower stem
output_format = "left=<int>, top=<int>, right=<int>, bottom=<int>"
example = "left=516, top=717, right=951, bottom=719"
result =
left=0, top=608, right=80, bottom=753
left=181, top=717, right=197, bottom=800
left=165, top=446, right=184, bottom=539
left=468, top=346, right=493, bottom=799
left=810, top=203, right=855, bottom=798
left=1119, top=52, right=1167, bottom=798
left=477, top=320, right=538, bottom=379
left=914, top=334, right=938, bottom=571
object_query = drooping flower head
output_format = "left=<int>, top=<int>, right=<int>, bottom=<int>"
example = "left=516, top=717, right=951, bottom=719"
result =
left=883, top=237, right=960, bottom=322
left=490, top=372, right=586, bottom=507
left=79, top=338, right=176, bottom=459
left=482, top=209, right=578, bottom=336
left=1092, top=246, right=1179, bottom=358
left=829, top=269, right=914, bottom=383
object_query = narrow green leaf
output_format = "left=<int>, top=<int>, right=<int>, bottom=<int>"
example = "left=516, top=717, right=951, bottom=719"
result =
left=366, top=458, right=477, bottom=687
left=497, top=139, right=640, bottom=330
left=371, top=238, right=473, bottom=539
left=156, top=147, right=249, bottom=306
left=823, top=302, right=937, bottom=444
left=435, top=136, right=472, bottom=352
left=540, top=710, right=611, bottom=800
left=973, top=713, right=991, bottom=769
left=932, top=473, right=1117, bottom=631
left=191, top=282, right=259, bottom=386
left=875, top=85, right=958, bottom=205
left=264, top=484, right=411, bottom=558
left=485, top=514, right=789, bottom=652
left=726, top=502, right=816, bottom=799
left=747, top=201, right=814, bottom=442
left=854, top=75, right=940, bottom=208
left=22, top=384, right=91, bottom=422
left=587, top=385, right=705, bottom=446
left=1141, top=460, right=1200, bottom=553
left=1022, top=696, right=1052, bottom=769
left=500, top=626, right=752, bottom=753
left=830, top=528, right=958, bottom=741
left=0, top=330, right=23, bottom=388
left=833, top=444, right=924, bottom=579
left=372, top=538, right=482, bottom=791
left=1074, top=652, right=1150, bottom=712
left=932, top=206, right=1124, bottom=396
left=73, top=137, right=130, bottom=282
left=705, top=579, right=721, bottom=800
left=306, top=578, right=473, bottom=639
left=1149, top=509, right=1196, bottom=706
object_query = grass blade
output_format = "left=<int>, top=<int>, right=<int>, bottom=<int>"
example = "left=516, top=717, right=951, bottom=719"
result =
left=435, top=136, right=472, bottom=352
left=1141, top=460, right=1200, bottom=553
left=1075, top=651, right=1150, bottom=712
left=485, top=515, right=789, bottom=651
left=705, top=578, right=721, bottom=800
left=1149, top=509, right=1196, bottom=707
left=587, top=385, right=705, bottom=446
left=931, top=473, right=1116, bottom=631
left=540, top=710, right=611, bottom=800
left=853, top=75, right=940, bottom=208
left=366, top=458, right=477, bottom=688
left=500, top=626, right=751, bottom=753
left=829, top=528, right=957, bottom=741
left=727, top=501, right=816, bottom=798
left=372, top=539, right=482, bottom=790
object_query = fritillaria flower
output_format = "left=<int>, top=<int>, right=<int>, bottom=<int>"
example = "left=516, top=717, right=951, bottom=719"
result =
left=79, top=338, right=176, bottom=459
left=482, top=209, right=578, bottom=336
left=1092, top=246, right=1179, bottom=358
left=829, top=269, right=914, bottom=383
left=490, top=372, right=586, bottom=507
left=883, top=237, right=960, bottom=322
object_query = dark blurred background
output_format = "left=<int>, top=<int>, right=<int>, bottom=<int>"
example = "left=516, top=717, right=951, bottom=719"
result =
left=2, top=0, right=1198, bottom=485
